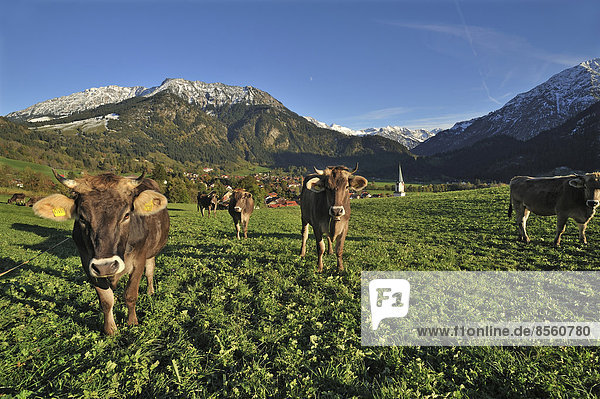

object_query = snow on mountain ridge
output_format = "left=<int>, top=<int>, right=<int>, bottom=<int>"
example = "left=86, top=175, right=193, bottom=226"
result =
left=6, top=79, right=283, bottom=122
left=302, top=117, right=439, bottom=149
left=413, top=57, right=600, bottom=156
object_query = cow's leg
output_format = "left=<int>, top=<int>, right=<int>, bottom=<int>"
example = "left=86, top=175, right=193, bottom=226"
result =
left=300, top=221, right=309, bottom=257
left=335, top=231, right=347, bottom=272
left=234, top=217, right=241, bottom=240
left=145, top=257, right=156, bottom=296
left=315, top=232, right=325, bottom=273
left=578, top=222, right=588, bottom=244
left=95, top=286, right=117, bottom=335
left=327, top=236, right=334, bottom=255
left=554, top=215, right=568, bottom=247
left=200, top=207, right=205, bottom=217
left=124, top=257, right=146, bottom=326
left=514, top=202, right=530, bottom=243
left=242, top=217, right=249, bottom=238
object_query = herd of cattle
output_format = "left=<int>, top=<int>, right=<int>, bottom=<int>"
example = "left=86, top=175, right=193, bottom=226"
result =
left=6, top=165, right=595, bottom=335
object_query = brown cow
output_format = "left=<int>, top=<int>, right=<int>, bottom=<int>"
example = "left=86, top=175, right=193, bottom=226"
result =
left=300, top=165, right=368, bottom=272
left=25, top=196, right=40, bottom=207
left=7, top=193, right=26, bottom=205
left=33, top=171, right=170, bottom=335
left=228, top=189, right=254, bottom=239
left=197, top=191, right=218, bottom=217
left=509, top=173, right=600, bottom=246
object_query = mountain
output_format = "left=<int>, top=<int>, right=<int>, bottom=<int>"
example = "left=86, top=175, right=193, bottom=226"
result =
left=413, top=58, right=600, bottom=156
left=6, top=78, right=284, bottom=123
left=303, top=117, right=439, bottom=149
left=412, top=100, right=600, bottom=181
left=2, top=84, right=414, bottom=178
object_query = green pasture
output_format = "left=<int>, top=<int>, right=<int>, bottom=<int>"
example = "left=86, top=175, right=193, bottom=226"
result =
left=0, top=157, right=70, bottom=179
left=1, top=187, right=599, bottom=398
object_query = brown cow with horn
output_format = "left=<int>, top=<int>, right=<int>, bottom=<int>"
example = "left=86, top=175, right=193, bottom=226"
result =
left=509, top=173, right=600, bottom=246
left=300, top=164, right=368, bottom=272
left=33, top=170, right=170, bottom=335
left=228, top=189, right=254, bottom=239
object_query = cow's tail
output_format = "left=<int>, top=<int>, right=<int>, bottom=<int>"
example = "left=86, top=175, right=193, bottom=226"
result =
left=508, top=200, right=512, bottom=219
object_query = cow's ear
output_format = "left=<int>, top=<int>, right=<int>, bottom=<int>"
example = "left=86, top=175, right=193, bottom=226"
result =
left=133, top=190, right=168, bottom=216
left=569, top=177, right=585, bottom=189
left=349, top=175, right=368, bottom=191
left=306, top=177, right=325, bottom=193
left=33, top=194, right=76, bottom=221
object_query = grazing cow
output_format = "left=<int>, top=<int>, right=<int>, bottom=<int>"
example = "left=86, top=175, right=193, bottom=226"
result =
left=25, top=196, right=40, bottom=207
left=509, top=173, right=600, bottom=246
left=7, top=193, right=26, bottom=205
left=300, top=165, right=368, bottom=272
left=197, top=191, right=218, bottom=217
left=228, top=189, right=254, bottom=239
left=33, top=171, right=170, bottom=335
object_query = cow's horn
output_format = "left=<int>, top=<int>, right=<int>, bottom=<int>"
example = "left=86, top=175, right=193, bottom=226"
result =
left=314, top=166, right=324, bottom=175
left=350, top=163, right=359, bottom=174
left=53, top=169, right=78, bottom=189
left=135, top=171, right=146, bottom=183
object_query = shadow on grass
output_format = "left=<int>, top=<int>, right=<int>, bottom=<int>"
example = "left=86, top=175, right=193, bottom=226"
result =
left=11, top=223, right=75, bottom=260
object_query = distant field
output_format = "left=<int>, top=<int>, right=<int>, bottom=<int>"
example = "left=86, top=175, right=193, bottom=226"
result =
left=1, top=188, right=599, bottom=397
left=230, top=165, right=272, bottom=176
left=0, top=157, right=70, bottom=178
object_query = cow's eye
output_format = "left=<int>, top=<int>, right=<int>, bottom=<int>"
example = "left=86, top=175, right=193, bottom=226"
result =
left=123, top=213, right=130, bottom=222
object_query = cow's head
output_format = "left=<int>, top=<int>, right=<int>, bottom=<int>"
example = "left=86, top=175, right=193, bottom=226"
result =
left=33, top=171, right=168, bottom=278
left=569, top=172, right=600, bottom=209
left=305, top=164, right=368, bottom=220
left=231, top=190, right=253, bottom=212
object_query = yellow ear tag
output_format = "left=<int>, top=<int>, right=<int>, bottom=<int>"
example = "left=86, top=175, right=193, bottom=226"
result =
left=144, top=201, right=154, bottom=212
left=52, top=208, right=66, bottom=217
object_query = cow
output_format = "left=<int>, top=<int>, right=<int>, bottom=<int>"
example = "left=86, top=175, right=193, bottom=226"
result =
left=228, top=189, right=254, bottom=239
left=7, top=193, right=26, bottom=205
left=197, top=191, right=218, bottom=217
left=25, top=196, right=40, bottom=207
left=508, top=173, right=600, bottom=246
left=33, top=170, right=170, bottom=335
left=300, top=165, right=368, bottom=272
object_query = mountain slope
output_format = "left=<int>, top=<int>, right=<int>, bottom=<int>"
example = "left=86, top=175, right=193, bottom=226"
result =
left=414, top=58, right=600, bottom=156
left=414, top=100, right=600, bottom=181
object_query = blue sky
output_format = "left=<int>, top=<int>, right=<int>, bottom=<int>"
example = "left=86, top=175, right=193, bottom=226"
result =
left=1, top=0, right=599, bottom=130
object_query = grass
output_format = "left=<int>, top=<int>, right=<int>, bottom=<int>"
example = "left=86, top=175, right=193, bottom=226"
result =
left=1, top=187, right=599, bottom=398
left=0, top=157, right=71, bottom=179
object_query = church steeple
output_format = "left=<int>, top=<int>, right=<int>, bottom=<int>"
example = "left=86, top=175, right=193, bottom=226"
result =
left=394, top=162, right=406, bottom=197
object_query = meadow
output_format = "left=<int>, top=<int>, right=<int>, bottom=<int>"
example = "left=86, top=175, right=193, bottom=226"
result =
left=1, top=187, right=600, bottom=398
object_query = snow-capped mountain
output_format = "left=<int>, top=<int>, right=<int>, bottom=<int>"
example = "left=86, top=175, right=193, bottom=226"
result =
left=303, top=116, right=440, bottom=149
left=6, top=78, right=283, bottom=122
left=413, top=58, right=600, bottom=156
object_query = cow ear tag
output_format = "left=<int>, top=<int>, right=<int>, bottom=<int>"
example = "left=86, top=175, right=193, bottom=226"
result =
left=144, top=201, right=153, bottom=212
left=52, top=207, right=66, bottom=217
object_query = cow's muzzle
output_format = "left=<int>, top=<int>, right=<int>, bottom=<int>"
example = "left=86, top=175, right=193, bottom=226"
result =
left=587, top=200, right=600, bottom=208
left=329, top=206, right=345, bottom=221
left=89, top=256, right=125, bottom=278
left=233, top=206, right=242, bottom=213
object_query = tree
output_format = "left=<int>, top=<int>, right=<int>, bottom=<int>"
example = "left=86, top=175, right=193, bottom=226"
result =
left=236, top=175, right=265, bottom=203
left=151, top=163, right=168, bottom=192
left=166, top=177, right=191, bottom=203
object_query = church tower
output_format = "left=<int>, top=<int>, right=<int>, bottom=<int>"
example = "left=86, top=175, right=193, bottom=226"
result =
left=393, top=162, right=406, bottom=197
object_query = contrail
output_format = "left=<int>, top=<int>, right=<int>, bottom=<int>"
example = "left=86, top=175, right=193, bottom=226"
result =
left=454, top=0, right=501, bottom=105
